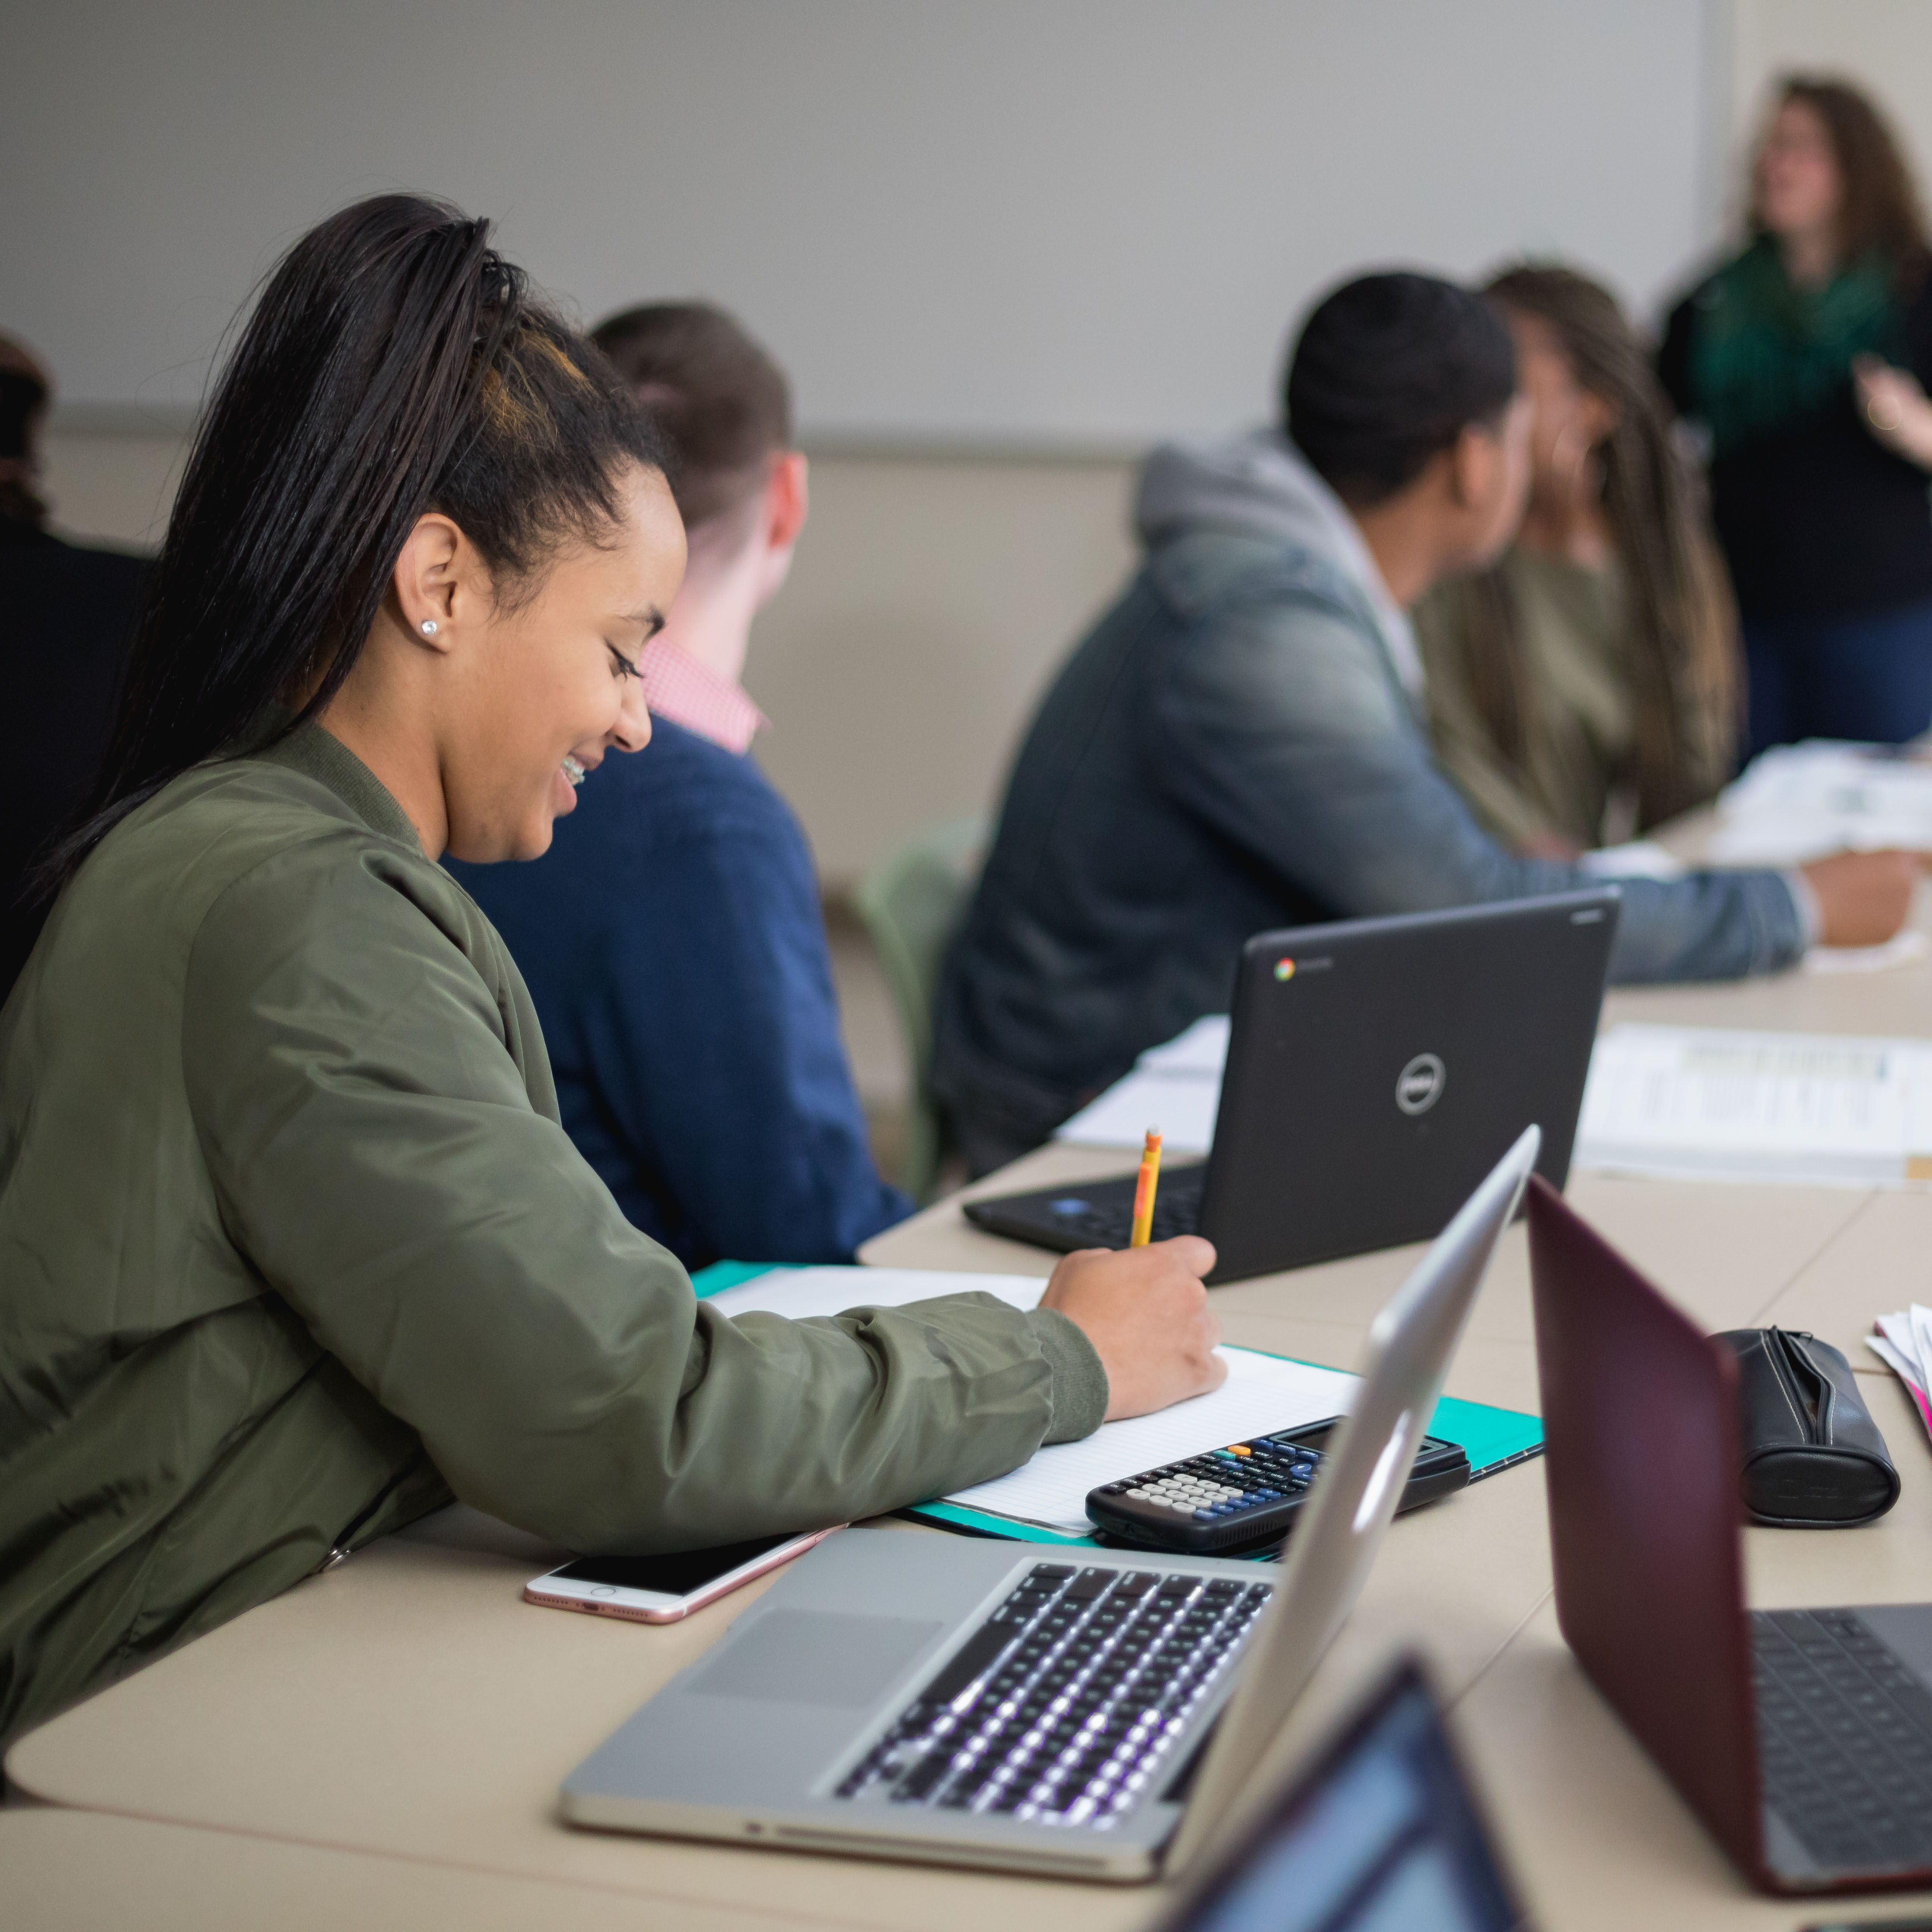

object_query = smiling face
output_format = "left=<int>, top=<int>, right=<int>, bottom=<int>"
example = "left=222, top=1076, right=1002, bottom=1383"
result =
left=441, top=463, right=687, bottom=862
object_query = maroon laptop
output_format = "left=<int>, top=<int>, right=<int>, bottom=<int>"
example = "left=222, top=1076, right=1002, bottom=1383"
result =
left=1526, top=1176, right=1932, bottom=1896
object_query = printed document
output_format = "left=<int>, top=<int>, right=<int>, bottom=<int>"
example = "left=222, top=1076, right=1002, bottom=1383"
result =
left=1574, top=1024, right=1932, bottom=1188
left=1706, top=739, right=1932, bottom=866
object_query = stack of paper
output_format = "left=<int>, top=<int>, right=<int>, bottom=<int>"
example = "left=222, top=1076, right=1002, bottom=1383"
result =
left=1574, top=1024, right=1932, bottom=1189
left=1051, top=1013, right=1229, bottom=1153
left=1707, top=739, right=1932, bottom=866
left=1868, top=1310, right=1932, bottom=1446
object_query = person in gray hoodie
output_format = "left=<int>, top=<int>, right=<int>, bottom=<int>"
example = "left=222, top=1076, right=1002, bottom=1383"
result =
left=933, top=273, right=1918, bottom=1174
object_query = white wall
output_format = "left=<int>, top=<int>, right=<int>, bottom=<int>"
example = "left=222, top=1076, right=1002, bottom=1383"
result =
left=22, top=3, right=1747, bottom=882
left=10, top=1, right=1717, bottom=445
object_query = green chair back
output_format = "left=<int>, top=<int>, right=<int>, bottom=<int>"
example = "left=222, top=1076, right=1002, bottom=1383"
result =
left=853, top=817, right=986, bottom=1203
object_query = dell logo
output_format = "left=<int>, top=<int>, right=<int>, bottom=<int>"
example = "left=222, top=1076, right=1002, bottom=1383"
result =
left=1396, top=1054, right=1446, bottom=1116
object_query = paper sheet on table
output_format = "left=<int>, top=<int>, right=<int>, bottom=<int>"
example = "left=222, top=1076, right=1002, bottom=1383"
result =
left=1574, top=1024, right=1932, bottom=1188
left=1802, top=930, right=1932, bottom=975
left=1053, top=1015, right=1229, bottom=1152
left=1136, top=1014, right=1231, bottom=1076
left=1867, top=1306, right=1932, bottom=1447
left=1706, top=739, right=1932, bottom=866
left=1051, top=1069, right=1221, bottom=1153
left=946, top=1347, right=1361, bottom=1534
left=705, top=1266, right=1048, bottom=1320
left=1578, top=840, right=1687, bottom=881
left=700, top=1265, right=1361, bottom=1537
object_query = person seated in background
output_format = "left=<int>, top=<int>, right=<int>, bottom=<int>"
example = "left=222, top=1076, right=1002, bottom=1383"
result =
left=1411, top=265, right=1741, bottom=859
left=0, top=198, right=1222, bottom=1748
left=934, top=272, right=1917, bottom=1175
left=449, top=303, right=910, bottom=1267
left=1660, top=76, right=1932, bottom=753
left=0, top=335, right=148, bottom=1001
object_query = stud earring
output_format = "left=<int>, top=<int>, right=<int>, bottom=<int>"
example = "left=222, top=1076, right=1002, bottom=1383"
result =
left=420, top=619, right=439, bottom=636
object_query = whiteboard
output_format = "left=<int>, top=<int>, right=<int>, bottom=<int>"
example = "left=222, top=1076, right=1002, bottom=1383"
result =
left=5, top=0, right=1717, bottom=444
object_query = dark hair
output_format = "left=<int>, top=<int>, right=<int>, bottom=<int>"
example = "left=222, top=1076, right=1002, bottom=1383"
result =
left=0, top=347, right=51, bottom=529
left=591, top=301, right=790, bottom=533
left=49, top=194, right=669, bottom=883
left=1284, top=272, right=1518, bottom=506
left=1455, top=264, right=1740, bottom=829
left=1760, top=76, right=1930, bottom=287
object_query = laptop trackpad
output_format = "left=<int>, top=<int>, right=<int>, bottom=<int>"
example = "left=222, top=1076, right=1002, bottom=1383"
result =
left=1854, top=1604, right=1932, bottom=1684
left=689, top=1610, right=943, bottom=1707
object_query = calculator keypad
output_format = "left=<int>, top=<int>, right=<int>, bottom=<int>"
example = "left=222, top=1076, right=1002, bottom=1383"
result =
left=1090, top=1435, right=1323, bottom=1546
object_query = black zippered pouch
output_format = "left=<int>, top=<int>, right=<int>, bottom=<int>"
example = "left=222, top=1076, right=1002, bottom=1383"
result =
left=1713, top=1327, right=1900, bottom=1527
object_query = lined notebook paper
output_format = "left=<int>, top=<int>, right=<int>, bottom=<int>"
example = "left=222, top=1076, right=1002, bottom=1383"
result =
left=703, top=1265, right=1355, bottom=1533
left=945, top=1348, right=1358, bottom=1534
left=696, top=1265, right=1540, bottom=1543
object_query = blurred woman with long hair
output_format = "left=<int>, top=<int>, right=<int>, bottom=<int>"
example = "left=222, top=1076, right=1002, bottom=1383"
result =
left=1413, top=264, right=1741, bottom=856
left=0, top=194, right=1217, bottom=1746
left=1660, top=75, right=1932, bottom=752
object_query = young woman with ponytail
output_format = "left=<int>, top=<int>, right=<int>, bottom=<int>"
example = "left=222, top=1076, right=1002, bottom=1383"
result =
left=1412, top=265, right=1744, bottom=857
left=0, top=196, right=1220, bottom=1746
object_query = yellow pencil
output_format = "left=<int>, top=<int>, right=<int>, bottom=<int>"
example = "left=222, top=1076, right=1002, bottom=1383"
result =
left=1129, top=1126, right=1162, bottom=1246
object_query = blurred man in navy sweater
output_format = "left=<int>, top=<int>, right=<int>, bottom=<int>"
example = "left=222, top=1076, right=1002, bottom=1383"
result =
left=1, top=335, right=147, bottom=1002
left=451, top=304, right=909, bottom=1266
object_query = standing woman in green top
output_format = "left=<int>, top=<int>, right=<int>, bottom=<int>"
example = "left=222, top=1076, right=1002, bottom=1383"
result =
left=1659, top=76, right=1932, bottom=755
left=1412, top=265, right=1741, bottom=857
left=0, top=195, right=1220, bottom=1746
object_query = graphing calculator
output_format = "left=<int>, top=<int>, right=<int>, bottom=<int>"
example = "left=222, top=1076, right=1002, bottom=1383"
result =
left=1085, top=1416, right=1471, bottom=1556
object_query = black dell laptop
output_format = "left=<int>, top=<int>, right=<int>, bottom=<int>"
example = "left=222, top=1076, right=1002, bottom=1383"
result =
left=965, top=892, right=1618, bottom=1283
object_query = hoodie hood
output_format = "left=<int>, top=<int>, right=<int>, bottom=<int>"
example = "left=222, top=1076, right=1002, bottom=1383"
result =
left=1133, top=428, right=1422, bottom=697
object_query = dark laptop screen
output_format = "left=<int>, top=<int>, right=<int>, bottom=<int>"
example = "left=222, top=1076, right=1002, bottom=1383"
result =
left=1171, top=1665, right=1525, bottom=1932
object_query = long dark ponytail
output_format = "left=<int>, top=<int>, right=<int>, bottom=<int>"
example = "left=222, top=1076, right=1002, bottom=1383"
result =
left=46, top=193, right=668, bottom=884
left=1457, top=263, right=1741, bottom=829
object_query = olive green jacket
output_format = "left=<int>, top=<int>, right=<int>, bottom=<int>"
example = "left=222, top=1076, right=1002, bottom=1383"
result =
left=0, top=724, right=1104, bottom=1744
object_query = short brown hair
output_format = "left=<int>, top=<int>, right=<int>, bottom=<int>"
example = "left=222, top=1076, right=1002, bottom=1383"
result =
left=590, top=302, right=790, bottom=533
left=1760, top=76, right=1930, bottom=285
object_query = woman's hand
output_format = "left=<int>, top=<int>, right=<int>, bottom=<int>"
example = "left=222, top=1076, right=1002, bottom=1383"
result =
left=1853, top=357, right=1932, bottom=469
left=1039, top=1237, right=1225, bottom=1421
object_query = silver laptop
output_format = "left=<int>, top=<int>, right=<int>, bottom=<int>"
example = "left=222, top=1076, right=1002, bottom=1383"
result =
left=559, top=1126, right=1540, bottom=1882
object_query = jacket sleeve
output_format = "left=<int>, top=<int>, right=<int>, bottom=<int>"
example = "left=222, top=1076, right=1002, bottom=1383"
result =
left=583, top=784, right=912, bottom=1265
left=179, top=837, right=1104, bottom=1554
left=1145, top=591, right=1804, bottom=983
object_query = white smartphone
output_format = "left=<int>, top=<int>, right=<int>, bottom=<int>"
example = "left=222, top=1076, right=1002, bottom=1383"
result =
left=524, top=1527, right=839, bottom=1624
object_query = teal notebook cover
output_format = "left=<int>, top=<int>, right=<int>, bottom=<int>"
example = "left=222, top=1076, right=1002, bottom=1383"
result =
left=682, top=1266, right=1542, bottom=1549
left=690, top=1260, right=797, bottom=1297
left=903, top=1386, right=1543, bottom=1549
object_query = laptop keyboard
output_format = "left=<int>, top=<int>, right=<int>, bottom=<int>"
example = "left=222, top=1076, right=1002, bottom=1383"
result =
left=834, top=1563, right=1273, bottom=1827
left=1041, top=1167, right=1206, bottom=1248
left=1753, top=1608, right=1932, bottom=1869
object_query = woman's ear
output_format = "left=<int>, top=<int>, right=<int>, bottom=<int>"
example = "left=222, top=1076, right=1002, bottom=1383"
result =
left=391, top=513, right=468, bottom=652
